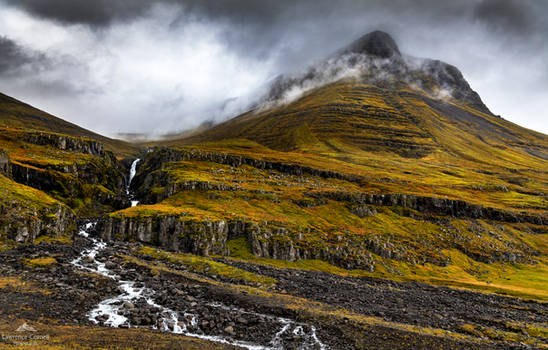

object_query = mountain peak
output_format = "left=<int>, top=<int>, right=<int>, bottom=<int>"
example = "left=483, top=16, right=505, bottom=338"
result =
left=342, top=30, right=401, bottom=58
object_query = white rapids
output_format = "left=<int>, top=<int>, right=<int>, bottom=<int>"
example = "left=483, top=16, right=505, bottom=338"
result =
left=70, top=224, right=326, bottom=349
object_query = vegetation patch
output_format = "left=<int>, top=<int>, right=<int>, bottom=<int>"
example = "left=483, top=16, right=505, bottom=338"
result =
left=23, top=257, right=57, bottom=268
left=136, top=246, right=277, bottom=286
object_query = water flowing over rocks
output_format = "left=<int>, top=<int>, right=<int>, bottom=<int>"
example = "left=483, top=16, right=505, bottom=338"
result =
left=68, top=223, right=327, bottom=350
left=127, top=158, right=140, bottom=206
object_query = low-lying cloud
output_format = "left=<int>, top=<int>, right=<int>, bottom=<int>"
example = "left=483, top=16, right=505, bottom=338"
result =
left=262, top=51, right=470, bottom=111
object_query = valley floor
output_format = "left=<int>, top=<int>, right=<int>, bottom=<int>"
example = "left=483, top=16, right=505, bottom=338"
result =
left=0, top=235, right=546, bottom=349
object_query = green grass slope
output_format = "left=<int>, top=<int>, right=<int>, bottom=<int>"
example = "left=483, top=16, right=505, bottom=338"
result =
left=0, top=92, right=136, bottom=157
left=180, top=80, right=548, bottom=161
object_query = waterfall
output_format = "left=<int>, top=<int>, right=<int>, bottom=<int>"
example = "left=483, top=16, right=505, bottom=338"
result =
left=127, top=158, right=140, bottom=207
left=129, top=158, right=140, bottom=185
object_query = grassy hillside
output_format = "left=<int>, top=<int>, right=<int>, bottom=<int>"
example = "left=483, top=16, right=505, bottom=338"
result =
left=180, top=80, right=547, bottom=158
left=0, top=92, right=136, bottom=157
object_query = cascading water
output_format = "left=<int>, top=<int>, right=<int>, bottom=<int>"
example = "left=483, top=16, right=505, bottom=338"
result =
left=127, top=158, right=140, bottom=207
left=70, top=223, right=327, bottom=350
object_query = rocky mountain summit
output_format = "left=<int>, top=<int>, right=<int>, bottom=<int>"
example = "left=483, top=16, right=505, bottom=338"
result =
left=265, top=30, right=490, bottom=114
left=339, top=30, right=402, bottom=58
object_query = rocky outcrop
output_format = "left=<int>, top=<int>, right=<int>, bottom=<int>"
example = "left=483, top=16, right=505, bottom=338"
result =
left=2, top=132, right=131, bottom=212
left=132, top=147, right=361, bottom=191
left=20, top=132, right=105, bottom=156
left=0, top=202, right=75, bottom=243
left=97, top=215, right=229, bottom=256
left=6, top=149, right=125, bottom=193
left=1, top=128, right=131, bottom=214
left=0, top=149, right=10, bottom=176
left=349, top=205, right=377, bottom=218
left=96, top=214, right=381, bottom=271
left=9, top=161, right=129, bottom=210
left=248, top=226, right=377, bottom=271
left=11, top=162, right=74, bottom=195
left=309, top=191, right=546, bottom=225
left=140, top=179, right=240, bottom=204
left=341, top=30, right=401, bottom=58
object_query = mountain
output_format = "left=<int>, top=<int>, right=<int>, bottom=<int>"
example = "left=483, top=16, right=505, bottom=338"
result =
left=142, top=31, right=547, bottom=300
left=180, top=31, right=546, bottom=158
left=0, top=31, right=547, bottom=349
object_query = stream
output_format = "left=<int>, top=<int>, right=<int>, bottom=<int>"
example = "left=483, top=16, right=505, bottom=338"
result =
left=69, top=159, right=327, bottom=350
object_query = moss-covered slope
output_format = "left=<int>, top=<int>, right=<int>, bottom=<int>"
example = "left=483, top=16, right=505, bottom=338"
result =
left=0, top=92, right=136, bottom=157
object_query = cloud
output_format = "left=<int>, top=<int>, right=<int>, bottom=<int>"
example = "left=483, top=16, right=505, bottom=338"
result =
left=0, top=0, right=546, bottom=136
left=473, top=0, right=531, bottom=34
left=0, top=4, right=278, bottom=137
left=2, top=0, right=152, bottom=27
left=0, top=36, right=47, bottom=75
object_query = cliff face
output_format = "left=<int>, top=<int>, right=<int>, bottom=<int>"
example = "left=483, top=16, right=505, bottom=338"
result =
left=0, top=202, right=75, bottom=243
left=310, top=191, right=546, bottom=225
left=94, top=214, right=380, bottom=271
left=0, top=166, right=77, bottom=244
left=96, top=142, right=545, bottom=271
left=1, top=130, right=131, bottom=215
left=0, top=150, right=10, bottom=176
left=97, top=215, right=229, bottom=256
left=9, top=160, right=129, bottom=210
left=20, top=132, right=105, bottom=157
left=97, top=207, right=535, bottom=271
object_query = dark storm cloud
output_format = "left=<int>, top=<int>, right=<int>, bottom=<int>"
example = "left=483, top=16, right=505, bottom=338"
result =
left=0, top=36, right=38, bottom=74
left=4, top=1, right=546, bottom=62
left=3, top=0, right=294, bottom=28
left=0, top=1, right=466, bottom=25
left=5, top=1, right=542, bottom=32
left=0, top=35, right=89, bottom=94
left=2, top=0, right=151, bottom=26
left=0, top=0, right=547, bottom=135
left=473, top=0, right=531, bottom=34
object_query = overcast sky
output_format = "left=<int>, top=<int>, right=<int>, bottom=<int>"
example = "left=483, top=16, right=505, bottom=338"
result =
left=0, top=0, right=547, bottom=137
